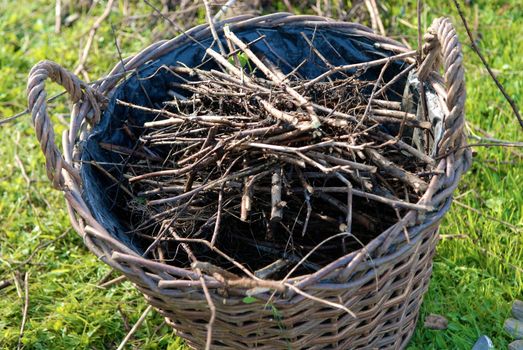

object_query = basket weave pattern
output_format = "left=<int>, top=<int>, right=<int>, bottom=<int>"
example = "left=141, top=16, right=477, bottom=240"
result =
left=27, top=14, right=471, bottom=349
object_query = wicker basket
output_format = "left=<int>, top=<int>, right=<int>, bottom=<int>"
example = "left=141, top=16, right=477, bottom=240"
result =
left=27, top=13, right=471, bottom=349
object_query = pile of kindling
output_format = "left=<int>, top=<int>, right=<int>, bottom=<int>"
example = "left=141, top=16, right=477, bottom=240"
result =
left=95, top=28, right=435, bottom=279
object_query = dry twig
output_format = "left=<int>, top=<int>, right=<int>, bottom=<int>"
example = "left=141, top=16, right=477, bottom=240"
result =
left=75, top=0, right=116, bottom=78
left=115, top=305, right=153, bottom=350
left=17, top=272, right=29, bottom=350
left=452, top=0, right=522, bottom=129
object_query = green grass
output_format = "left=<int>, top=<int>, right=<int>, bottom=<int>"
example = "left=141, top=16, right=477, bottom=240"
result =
left=0, top=1, right=521, bottom=349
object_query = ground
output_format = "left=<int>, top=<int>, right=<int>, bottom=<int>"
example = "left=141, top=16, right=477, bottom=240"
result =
left=0, top=1, right=521, bottom=349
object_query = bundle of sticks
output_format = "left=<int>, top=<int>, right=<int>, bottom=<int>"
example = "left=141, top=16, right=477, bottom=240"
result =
left=96, top=28, right=436, bottom=279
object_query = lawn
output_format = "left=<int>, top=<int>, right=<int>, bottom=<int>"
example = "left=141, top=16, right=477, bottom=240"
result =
left=0, top=1, right=521, bottom=349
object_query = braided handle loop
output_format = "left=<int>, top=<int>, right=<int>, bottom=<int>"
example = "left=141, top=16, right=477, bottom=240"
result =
left=418, top=17, right=467, bottom=157
left=27, top=60, right=102, bottom=189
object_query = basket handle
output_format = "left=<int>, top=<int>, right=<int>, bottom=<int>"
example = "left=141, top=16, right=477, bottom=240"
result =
left=418, top=17, right=467, bottom=156
left=27, top=60, right=102, bottom=189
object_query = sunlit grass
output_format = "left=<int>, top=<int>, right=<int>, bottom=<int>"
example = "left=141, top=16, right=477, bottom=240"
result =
left=0, top=1, right=521, bottom=349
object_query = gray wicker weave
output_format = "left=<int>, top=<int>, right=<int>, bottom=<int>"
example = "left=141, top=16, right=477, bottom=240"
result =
left=27, top=13, right=471, bottom=349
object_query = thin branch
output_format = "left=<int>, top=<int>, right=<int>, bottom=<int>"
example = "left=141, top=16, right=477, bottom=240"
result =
left=115, top=305, right=153, bottom=350
left=198, top=271, right=216, bottom=350
left=55, top=0, right=61, bottom=33
left=270, top=167, right=283, bottom=223
left=213, top=0, right=237, bottom=21
left=75, top=0, right=115, bottom=76
left=210, top=185, right=224, bottom=246
left=304, top=50, right=417, bottom=87
left=452, top=0, right=522, bottom=130
left=203, top=0, right=226, bottom=56
left=17, top=272, right=29, bottom=350
left=99, top=275, right=126, bottom=289
left=365, top=0, right=385, bottom=35
left=285, top=283, right=356, bottom=318
left=453, top=200, right=521, bottom=233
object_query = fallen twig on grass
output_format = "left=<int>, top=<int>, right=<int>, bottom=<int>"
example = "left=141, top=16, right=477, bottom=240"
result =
left=17, top=272, right=29, bottom=350
left=452, top=0, right=523, bottom=130
left=99, top=275, right=127, bottom=289
left=453, top=200, right=521, bottom=233
left=115, top=305, right=153, bottom=350
left=75, top=0, right=116, bottom=79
